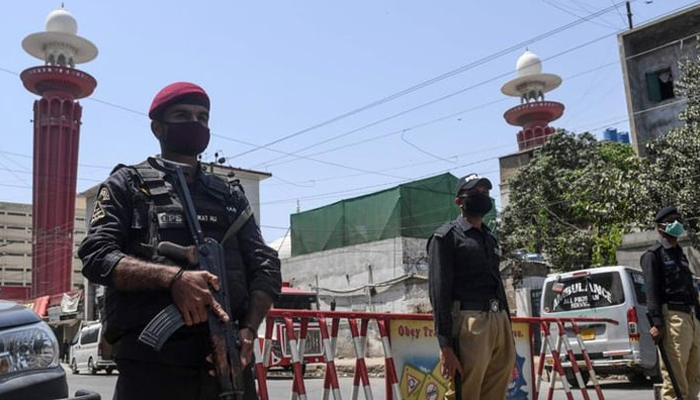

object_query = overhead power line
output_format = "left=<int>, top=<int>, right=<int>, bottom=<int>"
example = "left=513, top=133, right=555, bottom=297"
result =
left=229, top=0, right=638, bottom=160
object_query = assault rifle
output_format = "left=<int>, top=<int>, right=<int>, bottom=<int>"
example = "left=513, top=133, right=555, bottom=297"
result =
left=137, top=157, right=243, bottom=400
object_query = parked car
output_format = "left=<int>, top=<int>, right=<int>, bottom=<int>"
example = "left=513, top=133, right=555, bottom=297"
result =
left=0, top=299, right=68, bottom=400
left=540, top=266, right=659, bottom=386
left=69, top=321, right=116, bottom=375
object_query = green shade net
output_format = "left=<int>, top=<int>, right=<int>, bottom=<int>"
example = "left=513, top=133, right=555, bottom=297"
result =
left=290, top=173, right=498, bottom=256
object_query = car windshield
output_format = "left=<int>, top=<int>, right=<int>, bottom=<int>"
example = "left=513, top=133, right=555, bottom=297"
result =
left=542, top=271, right=625, bottom=312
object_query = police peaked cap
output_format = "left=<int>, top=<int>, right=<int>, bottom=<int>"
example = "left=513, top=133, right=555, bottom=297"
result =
left=655, top=205, right=681, bottom=223
left=149, top=82, right=210, bottom=120
left=455, top=173, right=492, bottom=196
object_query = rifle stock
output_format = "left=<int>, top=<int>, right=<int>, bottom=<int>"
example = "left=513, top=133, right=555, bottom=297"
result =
left=137, top=157, right=244, bottom=400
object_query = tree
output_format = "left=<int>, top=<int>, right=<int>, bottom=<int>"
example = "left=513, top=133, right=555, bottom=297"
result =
left=501, top=130, right=647, bottom=271
left=642, top=50, right=700, bottom=246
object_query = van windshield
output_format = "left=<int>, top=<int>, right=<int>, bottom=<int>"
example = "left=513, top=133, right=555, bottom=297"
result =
left=542, top=272, right=625, bottom=313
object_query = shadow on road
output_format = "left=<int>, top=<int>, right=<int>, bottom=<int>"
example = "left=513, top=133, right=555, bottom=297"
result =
left=597, top=380, right=654, bottom=391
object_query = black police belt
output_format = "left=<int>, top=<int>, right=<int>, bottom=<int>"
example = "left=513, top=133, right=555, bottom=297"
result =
left=666, top=303, right=696, bottom=313
left=460, top=299, right=505, bottom=313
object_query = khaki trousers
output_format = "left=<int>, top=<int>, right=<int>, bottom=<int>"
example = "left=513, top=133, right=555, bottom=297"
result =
left=446, top=310, right=515, bottom=400
left=660, top=307, right=700, bottom=400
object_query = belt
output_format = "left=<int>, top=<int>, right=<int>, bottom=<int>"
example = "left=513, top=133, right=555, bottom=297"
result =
left=667, top=304, right=695, bottom=313
left=460, top=299, right=505, bottom=313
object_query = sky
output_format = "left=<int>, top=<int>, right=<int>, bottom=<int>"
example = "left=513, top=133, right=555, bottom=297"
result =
left=1, top=0, right=696, bottom=245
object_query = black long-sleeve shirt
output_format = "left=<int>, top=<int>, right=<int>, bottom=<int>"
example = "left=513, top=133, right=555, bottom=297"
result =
left=78, top=161, right=281, bottom=365
left=641, top=241, right=699, bottom=328
left=79, top=164, right=281, bottom=299
left=428, top=217, right=505, bottom=348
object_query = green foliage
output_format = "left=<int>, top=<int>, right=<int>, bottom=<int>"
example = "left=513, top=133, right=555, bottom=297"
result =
left=502, top=43, right=700, bottom=271
left=501, top=131, right=646, bottom=271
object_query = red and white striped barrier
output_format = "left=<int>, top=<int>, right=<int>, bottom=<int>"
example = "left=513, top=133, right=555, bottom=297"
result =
left=252, top=310, right=617, bottom=400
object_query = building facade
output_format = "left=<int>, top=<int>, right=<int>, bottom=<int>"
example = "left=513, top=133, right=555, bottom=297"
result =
left=282, top=173, right=499, bottom=314
left=619, top=3, right=700, bottom=155
left=0, top=199, right=87, bottom=301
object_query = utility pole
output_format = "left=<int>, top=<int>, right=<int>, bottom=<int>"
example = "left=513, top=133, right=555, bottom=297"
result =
left=626, top=1, right=634, bottom=29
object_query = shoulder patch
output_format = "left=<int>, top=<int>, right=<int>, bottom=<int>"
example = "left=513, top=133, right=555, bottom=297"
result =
left=90, top=202, right=106, bottom=223
left=97, top=187, right=111, bottom=202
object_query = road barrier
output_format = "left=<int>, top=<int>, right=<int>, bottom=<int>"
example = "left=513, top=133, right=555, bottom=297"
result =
left=254, top=310, right=617, bottom=400
left=527, top=316, right=618, bottom=400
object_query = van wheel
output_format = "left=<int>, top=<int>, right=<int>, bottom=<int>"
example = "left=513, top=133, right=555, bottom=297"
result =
left=564, top=369, right=590, bottom=388
left=88, top=358, right=97, bottom=375
left=626, top=372, right=649, bottom=385
left=70, top=358, right=79, bottom=375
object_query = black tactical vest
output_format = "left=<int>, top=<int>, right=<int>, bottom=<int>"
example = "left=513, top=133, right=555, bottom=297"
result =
left=650, top=244, right=697, bottom=306
left=103, top=161, right=249, bottom=344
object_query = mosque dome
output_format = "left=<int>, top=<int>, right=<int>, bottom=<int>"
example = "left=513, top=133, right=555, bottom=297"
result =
left=45, top=8, right=78, bottom=35
left=516, top=50, right=542, bottom=77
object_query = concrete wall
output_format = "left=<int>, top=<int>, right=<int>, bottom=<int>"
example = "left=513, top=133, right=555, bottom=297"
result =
left=282, top=236, right=431, bottom=314
left=619, top=4, right=700, bottom=155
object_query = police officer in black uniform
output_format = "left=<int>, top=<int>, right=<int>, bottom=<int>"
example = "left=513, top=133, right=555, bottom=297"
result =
left=79, top=82, right=282, bottom=400
left=428, top=173, right=515, bottom=400
left=641, top=205, right=700, bottom=400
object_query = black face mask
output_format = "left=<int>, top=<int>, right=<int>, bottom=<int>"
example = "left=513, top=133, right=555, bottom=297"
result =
left=160, top=121, right=210, bottom=156
left=461, top=193, right=492, bottom=217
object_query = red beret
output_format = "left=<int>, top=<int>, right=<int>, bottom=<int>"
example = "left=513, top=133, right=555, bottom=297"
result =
left=148, top=82, right=210, bottom=120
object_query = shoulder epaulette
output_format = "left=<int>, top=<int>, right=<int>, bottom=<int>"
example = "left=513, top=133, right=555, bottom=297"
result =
left=645, top=243, right=663, bottom=253
left=109, top=163, right=130, bottom=175
left=200, top=171, right=231, bottom=202
left=433, top=221, right=456, bottom=238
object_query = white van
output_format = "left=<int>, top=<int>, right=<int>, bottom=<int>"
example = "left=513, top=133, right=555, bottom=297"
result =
left=540, top=266, right=658, bottom=386
left=69, top=321, right=117, bottom=375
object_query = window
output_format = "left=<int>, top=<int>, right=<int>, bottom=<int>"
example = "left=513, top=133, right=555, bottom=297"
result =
left=629, top=271, right=647, bottom=304
left=542, top=272, right=625, bottom=312
left=646, top=68, right=675, bottom=102
left=80, top=325, right=100, bottom=345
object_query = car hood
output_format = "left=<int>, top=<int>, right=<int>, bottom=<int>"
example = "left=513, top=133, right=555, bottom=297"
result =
left=0, top=300, right=41, bottom=329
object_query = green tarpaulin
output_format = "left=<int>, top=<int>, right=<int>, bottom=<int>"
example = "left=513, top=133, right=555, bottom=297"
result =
left=291, top=173, right=496, bottom=256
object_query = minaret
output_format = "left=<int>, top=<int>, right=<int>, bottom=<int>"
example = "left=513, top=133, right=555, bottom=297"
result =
left=21, top=7, right=98, bottom=298
left=497, top=50, right=564, bottom=209
left=501, top=50, right=564, bottom=151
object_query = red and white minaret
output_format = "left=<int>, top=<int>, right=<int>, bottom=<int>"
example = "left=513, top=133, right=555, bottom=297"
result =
left=20, top=7, right=97, bottom=298
left=501, top=50, right=564, bottom=151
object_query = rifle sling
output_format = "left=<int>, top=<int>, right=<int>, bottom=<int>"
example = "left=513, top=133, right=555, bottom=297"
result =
left=222, top=205, right=253, bottom=245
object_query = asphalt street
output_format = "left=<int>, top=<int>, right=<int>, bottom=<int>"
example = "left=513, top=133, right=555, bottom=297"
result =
left=65, top=363, right=658, bottom=400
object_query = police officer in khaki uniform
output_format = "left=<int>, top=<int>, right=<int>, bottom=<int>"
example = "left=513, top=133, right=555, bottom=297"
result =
left=428, top=173, right=515, bottom=400
left=641, top=206, right=700, bottom=400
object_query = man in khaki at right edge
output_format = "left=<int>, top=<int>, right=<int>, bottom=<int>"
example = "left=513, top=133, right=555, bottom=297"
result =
left=641, top=206, right=700, bottom=400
